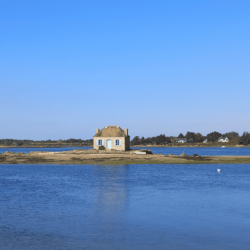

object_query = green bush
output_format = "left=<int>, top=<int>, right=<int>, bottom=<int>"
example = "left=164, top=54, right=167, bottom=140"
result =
left=99, top=146, right=105, bottom=150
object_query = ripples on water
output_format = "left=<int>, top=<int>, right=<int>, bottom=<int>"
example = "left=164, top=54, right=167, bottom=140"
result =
left=1, top=164, right=250, bottom=249
left=1, top=146, right=250, bottom=156
left=0, top=147, right=92, bottom=154
left=131, top=147, right=250, bottom=156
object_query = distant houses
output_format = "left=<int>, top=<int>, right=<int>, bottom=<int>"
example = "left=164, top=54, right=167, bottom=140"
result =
left=176, top=138, right=187, bottom=143
left=218, top=137, right=229, bottom=143
left=174, top=136, right=230, bottom=144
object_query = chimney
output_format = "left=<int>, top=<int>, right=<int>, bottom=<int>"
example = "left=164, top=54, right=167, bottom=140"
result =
left=124, top=128, right=128, bottom=136
left=96, top=129, right=100, bottom=134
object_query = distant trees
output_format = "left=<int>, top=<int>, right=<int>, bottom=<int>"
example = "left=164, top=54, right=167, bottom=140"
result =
left=140, top=137, right=145, bottom=145
left=130, top=131, right=249, bottom=145
left=131, top=136, right=140, bottom=145
left=0, top=139, right=31, bottom=146
left=194, top=133, right=204, bottom=142
left=165, top=137, right=172, bottom=144
left=66, top=138, right=84, bottom=143
left=0, top=138, right=93, bottom=147
left=131, top=134, right=172, bottom=146
left=155, top=134, right=168, bottom=144
left=207, top=132, right=222, bottom=142
left=0, top=139, right=13, bottom=146
left=222, top=132, right=239, bottom=140
left=239, top=132, right=250, bottom=145
left=0, top=131, right=249, bottom=148
left=183, top=132, right=204, bottom=143
left=185, top=132, right=195, bottom=143
left=16, top=141, right=23, bottom=146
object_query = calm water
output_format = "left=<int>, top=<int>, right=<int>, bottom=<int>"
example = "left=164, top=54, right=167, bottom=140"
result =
left=0, top=147, right=92, bottom=154
left=1, top=164, right=250, bottom=249
left=132, top=147, right=250, bottom=156
left=1, top=146, right=250, bottom=156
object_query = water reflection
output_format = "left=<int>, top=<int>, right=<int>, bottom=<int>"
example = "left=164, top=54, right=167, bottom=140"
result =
left=1, top=164, right=250, bottom=249
left=93, top=165, right=128, bottom=215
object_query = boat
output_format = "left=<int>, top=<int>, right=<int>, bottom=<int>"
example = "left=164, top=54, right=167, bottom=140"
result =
left=134, top=151, right=147, bottom=155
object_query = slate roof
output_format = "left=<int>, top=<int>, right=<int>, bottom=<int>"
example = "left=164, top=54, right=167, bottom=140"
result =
left=94, top=126, right=126, bottom=137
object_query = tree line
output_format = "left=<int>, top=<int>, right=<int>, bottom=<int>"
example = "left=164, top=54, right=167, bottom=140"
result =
left=1, top=131, right=250, bottom=147
left=131, top=131, right=250, bottom=145
left=0, top=138, right=93, bottom=147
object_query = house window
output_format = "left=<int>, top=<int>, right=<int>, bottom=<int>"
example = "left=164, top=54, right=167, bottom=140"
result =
left=98, top=140, right=102, bottom=146
left=115, top=140, right=119, bottom=145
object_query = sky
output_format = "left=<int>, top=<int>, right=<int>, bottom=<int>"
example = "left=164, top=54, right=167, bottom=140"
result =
left=0, top=0, right=250, bottom=140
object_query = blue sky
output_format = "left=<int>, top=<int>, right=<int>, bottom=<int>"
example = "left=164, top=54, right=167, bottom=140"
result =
left=1, top=0, right=249, bottom=140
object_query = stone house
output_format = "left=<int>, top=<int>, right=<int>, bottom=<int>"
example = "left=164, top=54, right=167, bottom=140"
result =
left=93, top=126, right=130, bottom=151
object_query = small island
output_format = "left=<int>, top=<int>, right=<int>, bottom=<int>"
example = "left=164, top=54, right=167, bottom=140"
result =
left=1, top=127, right=249, bottom=165
left=1, top=149, right=250, bottom=165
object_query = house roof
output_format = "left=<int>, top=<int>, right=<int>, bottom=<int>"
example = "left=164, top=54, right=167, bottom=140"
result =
left=94, top=126, right=127, bottom=137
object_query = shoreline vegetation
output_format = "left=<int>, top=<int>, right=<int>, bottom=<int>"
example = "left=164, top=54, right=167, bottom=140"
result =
left=130, top=131, right=250, bottom=146
left=0, top=139, right=93, bottom=148
left=1, top=131, right=250, bottom=148
left=1, top=149, right=250, bottom=165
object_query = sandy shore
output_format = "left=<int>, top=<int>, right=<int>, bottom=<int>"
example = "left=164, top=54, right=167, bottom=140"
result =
left=1, top=149, right=250, bottom=164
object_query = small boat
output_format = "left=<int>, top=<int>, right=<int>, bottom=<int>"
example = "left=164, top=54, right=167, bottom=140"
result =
left=221, top=146, right=226, bottom=148
left=134, top=151, right=147, bottom=155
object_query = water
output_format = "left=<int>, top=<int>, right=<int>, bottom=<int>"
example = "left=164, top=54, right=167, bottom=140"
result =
left=1, top=164, right=250, bottom=249
left=1, top=146, right=249, bottom=156
left=132, top=147, right=250, bottom=156
left=0, top=147, right=92, bottom=154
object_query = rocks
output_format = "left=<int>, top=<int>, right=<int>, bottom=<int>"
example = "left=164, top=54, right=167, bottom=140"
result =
left=180, top=153, right=186, bottom=157
left=3, top=151, right=15, bottom=155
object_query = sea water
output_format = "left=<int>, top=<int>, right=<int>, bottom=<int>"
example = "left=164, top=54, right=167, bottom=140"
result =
left=1, top=164, right=250, bottom=249
left=132, top=146, right=250, bottom=156
left=1, top=146, right=250, bottom=156
left=0, top=147, right=92, bottom=154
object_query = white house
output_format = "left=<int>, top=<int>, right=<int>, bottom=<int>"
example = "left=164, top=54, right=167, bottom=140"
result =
left=218, top=137, right=229, bottom=143
left=176, top=138, right=187, bottom=143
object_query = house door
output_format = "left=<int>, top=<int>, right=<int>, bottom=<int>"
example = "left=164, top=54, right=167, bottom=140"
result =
left=106, top=139, right=111, bottom=149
